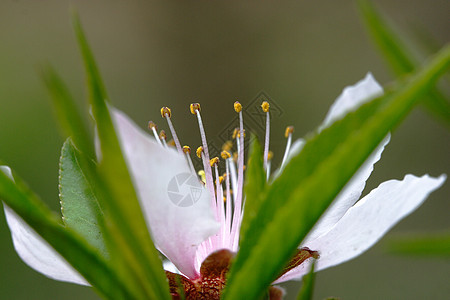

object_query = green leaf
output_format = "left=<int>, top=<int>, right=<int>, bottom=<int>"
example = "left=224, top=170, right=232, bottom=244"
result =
left=387, top=233, right=450, bottom=257
left=73, top=14, right=170, bottom=299
left=296, top=260, right=316, bottom=300
left=0, top=167, right=136, bottom=299
left=240, top=136, right=266, bottom=242
left=41, top=66, right=94, bottom=157
left=358, top=0, right=450, bottom=127
left=357, top=0, right=415, bottom=74
left=59, top=138, right=107, bottom=257
left=224, top=45, right=450, bottom=300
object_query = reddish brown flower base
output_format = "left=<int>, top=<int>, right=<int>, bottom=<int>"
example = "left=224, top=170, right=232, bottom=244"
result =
left=166, top=247, right=319, bottom=300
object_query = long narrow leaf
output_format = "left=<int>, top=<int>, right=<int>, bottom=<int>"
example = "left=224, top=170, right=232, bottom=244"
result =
left=73, top=14, right=170, bottom=299
left=42, top=66, right=94, bottom=156
left=387, top=233, right=450, bottom=257
left=0, top=168, right=135, bottom=299
left=239, top=136, right=266, bottom=242
left=358, top=0, right=450, bottom=126
left=296, top=260, right=316, bottom=300
left=224, top=46, right=450, bottom=300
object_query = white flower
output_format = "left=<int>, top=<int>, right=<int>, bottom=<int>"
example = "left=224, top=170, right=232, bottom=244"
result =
left=2, top=74, right=445, bottom=295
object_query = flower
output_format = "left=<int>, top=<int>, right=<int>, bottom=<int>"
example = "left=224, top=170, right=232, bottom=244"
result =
left=2, top=74, right=446, bottom=298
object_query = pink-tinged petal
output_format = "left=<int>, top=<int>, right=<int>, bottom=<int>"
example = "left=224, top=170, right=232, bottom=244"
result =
left=303, top=134, right=390, bottom=243
left=277, top=174, right=446, bottom=283
left=1, top=166, right=87, bottom=285
left=320, top=73, right=383, bottom=130
left=109, top=108, right=220, bottom=278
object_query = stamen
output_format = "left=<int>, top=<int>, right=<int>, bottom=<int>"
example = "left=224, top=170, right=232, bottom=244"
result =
left=281, top=126, right=294, bottom=169
left=191, top=103, right=216, bottom=212
left=261, top=101, right=271, bottom=172
left=222, top=141, right=233, bottom=152
left=190, top=103, right=201, bottom=115
left=221, top=150, right=231, bottom=160
left=183, top=145, right=191, bottom=154
left=228, top=156, right=238, bottom=203
left=160, top=107, right=171, bottom=118
left=285, top=125, right=294, bottom=138
left=210, top=157, right=219, bottom=167
left=148, top=121, right=162, bottom=146
left=266, top=150, right=273, bottom=181
left=160, top=106, right=183, bottom=154
left=214, top=163, right=225, bottom=247
left=196, top=146, right=203, bottom=159
left=183, top=145, right=195, bottom=173
left=198, top=170, right=206, bottom=185
left=267, top=150, right=274, bottom=161
left=167, top=139, right=176, bottom=147
left=159, top=130, right=168, bottom=148
left=224, top=159, right=232, bottom=246
left=231, top=101, right=245, bottom=251
left=199, top=150, right=217, bottom=217
left=261, top=101, right=270, bottom=113
left=232, top=128, right=239, bottom=140
left=234, top=101, right=242, bottom=113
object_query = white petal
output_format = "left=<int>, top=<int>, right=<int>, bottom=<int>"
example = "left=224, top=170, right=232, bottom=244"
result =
left=1, top=166, right=88, bottom=285
left=278, top=174, right=446, bottom=282
left=109, top=108, right=220, bottom=278
left=303, top=134, right=390, bottom=243
left=303, top=73, right=385, bottom=243
left=320, top=73, right=383, bottom=130
left=163, top=260, right=180, bottom=274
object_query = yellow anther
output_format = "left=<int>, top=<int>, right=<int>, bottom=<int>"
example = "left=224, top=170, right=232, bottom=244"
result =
left=261, top=101, right=270, bottom=113
left=223, top=196, right=227, bottom=203
left=216, top=176, right=224, bottom=185
left=148, top=121, right=157, bottom=130
left=183, top=146, right=191, bottom=154
left=267, top=150, right=274, bottom=161
left=210, top=157, right=219, bottom=167
left=160, top=107, right=172, bottom=118
left=159, top=130, right=167, bottom=140
left=233, top=152, right=238, bottom=162
left=198, top=170, right=206, bottom=184
left=222, top=140, right=233, bottom=152
left=196, top=146, right=203, bottom=158
left=221, top=150, right=231, bottom=160
left=168, top=139, right=176, bottom=147
left=190, top=103, right=201, bottom=115
left=237, top=129, right=246, bottom=138
left=232, top=128, right=239, bottom=139
left=285, top=126, right=294, bottom=138
left=234, top=101, right=242, bottom=113
left=222, top=173, right=227, bottom=180
left=243, top=165, right=246, bottom=171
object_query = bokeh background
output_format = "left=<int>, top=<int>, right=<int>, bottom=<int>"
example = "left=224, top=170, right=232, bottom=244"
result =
left=0, top=0, right=449, bottom=299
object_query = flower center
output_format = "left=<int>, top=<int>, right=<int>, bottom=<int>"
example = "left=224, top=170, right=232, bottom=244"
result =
left=165, top=248, right=318, bottom=300
left=149, top=101, right=317, bottom=276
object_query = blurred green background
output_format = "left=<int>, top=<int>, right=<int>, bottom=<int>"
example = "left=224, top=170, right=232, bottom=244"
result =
left=0, top=0, right=449, bottom=299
